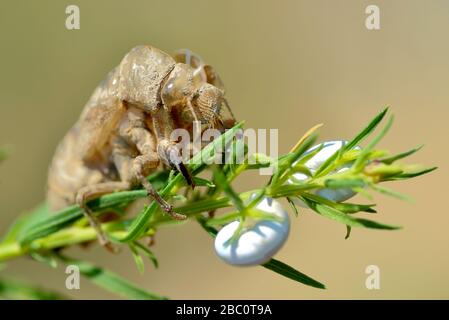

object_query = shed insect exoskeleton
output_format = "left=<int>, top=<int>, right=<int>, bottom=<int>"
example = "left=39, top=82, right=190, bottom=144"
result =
left=172, top=49, right=236, bottom=130
left=47, top=45, right=236, bottom=251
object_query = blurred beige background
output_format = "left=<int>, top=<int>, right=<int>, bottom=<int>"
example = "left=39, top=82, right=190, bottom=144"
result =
left=0, top=0, right=448, bottom=299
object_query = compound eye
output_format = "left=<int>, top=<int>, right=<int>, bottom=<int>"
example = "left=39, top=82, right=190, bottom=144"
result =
left=193, top=84, right=223, bottom=124
left=162, top=79, right=176, bottom=96
left=161, top=78, right=178, bottom=107
left=161, top=65, right=193, bottom=107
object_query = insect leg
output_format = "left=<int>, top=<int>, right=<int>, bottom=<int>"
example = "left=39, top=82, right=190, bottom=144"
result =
left=187, top=99, right=200, bottom=123
left=75, top=181, right=130, bottom=252
left=134, top=155, right=186, bottom=220
left=115, top=110, right=187, bottom=220
left=223, top=98, right=237, bottom=123
left=151, top=107, right=194, bottom=187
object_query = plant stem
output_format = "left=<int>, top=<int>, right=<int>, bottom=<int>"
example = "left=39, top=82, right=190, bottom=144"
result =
left=0, top=182, right=315, bottom=262
left=0, top=242, right=23, bottom=261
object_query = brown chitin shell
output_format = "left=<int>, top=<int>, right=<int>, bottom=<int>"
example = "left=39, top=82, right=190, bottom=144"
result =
left=118, top=45, right=176, bottom=112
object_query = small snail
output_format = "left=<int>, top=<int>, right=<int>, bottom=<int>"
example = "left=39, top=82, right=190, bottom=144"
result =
left=214, top=197, right=290, bottom=266
left=289, top=140, right=362, bottom=203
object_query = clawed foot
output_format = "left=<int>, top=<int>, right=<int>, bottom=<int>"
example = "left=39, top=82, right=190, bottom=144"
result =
left=160, top=202, right=187, bottom=220
left=137, top=173, right=187, bottom=221
left=154, top=195, right=186, bottom=220
left=77, top=202, right=120, bottom=253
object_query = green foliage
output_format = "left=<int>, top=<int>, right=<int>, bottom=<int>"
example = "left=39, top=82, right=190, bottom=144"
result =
left=263, top=259, right=326, bottom=289
left=0, top=277, right=66, bottom=300
left=0, top=146, right=9, bottom=163
left=0, top=109, right=436, bottom=299
left=58, top=255, right=167, bottom=300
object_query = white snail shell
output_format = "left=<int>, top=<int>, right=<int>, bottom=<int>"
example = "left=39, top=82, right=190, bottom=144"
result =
left=289, top=140, right=361, bottom=203
left=214, top=197, right=290, bottom=266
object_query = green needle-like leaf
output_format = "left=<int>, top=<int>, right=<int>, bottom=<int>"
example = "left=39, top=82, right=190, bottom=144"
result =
left=303, top=198, right=401, bottom=230
left=192, top=177, right=215, bottom=188
left=262, top=259, right=326, bottom=289
left=370, top=184, right=413, bottom=202
left=29, top=252, right=58, bottom=269
left=315, top=107, right=389, bottom=177
left=60, top=256, right=167, bottom=300
left=0, top=278, right=66, bottom=300
left=206, top=211, right=242, bottom=226
left=300, top=192, right=376, bottom=214
left=129, top=243, right=145, bottom=274
left=18, top=205, right=84, bottom=245
left=133, top=241, right=159, bottom=269
left=286, top=197, right=299, bottom=216
left=381, top=145, right=423, bottom=164
left=353, top=115, right=394, bottom=171
left=345, top=107, right=389, bottom=151
left=272, top=132, right=317, bottom=186
left=382, top=166, right=437, bottom=181
left=324, top=178, right=366, bottom=189
left=18, top=191, right=148, bottom=245
left=213, top=165, right=245, bottom=212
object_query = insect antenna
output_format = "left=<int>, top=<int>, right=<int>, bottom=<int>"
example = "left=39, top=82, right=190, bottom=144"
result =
left=223, top=98, right=236, bottom=122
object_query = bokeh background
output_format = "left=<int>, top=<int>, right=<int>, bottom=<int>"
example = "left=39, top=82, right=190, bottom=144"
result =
left=0, top=0, right=448, bottom=299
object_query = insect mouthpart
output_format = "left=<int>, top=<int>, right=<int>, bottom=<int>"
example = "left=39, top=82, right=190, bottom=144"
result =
left=173, top=161, right=195, bottom=189
left=167, top=147, right=195, bottom=189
